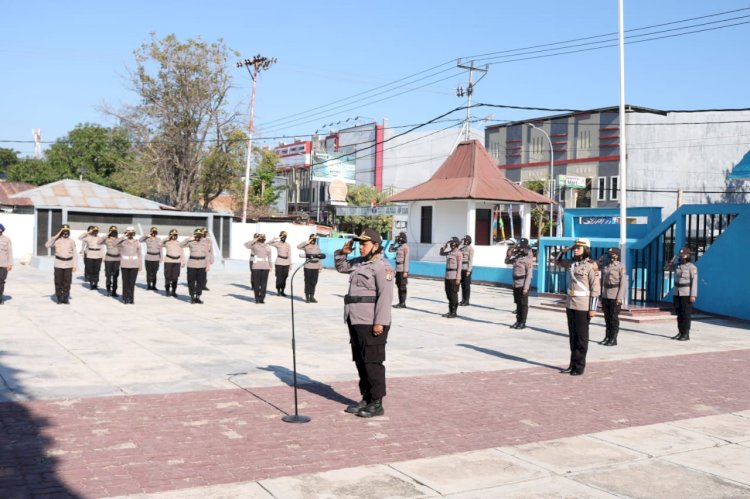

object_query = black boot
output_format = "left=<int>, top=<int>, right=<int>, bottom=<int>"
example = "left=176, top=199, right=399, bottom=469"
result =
left=305, top=294, right=310, bottom=303
left=678, top=332, right=690, bottom=341
left=309, top=295, right=317, bottom=303
left=356, top=399, right=384, bottom=418
left=345, top=399, right=369, bottom=414
left=56, top=294, right=63, bottom=304
left=671, top=332, right=682, bottom=340
left=106, top=284, right=112, bottom=296
left=607, top=332, right=618, bottom=346
left=515, top=322, right=526, bottom=330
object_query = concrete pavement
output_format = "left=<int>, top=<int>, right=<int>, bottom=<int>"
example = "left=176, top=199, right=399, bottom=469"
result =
left=1, top=263, right=749, bottom=497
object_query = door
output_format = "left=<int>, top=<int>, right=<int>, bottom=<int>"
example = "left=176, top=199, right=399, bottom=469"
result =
left=475, top=209, right=491, bottom=245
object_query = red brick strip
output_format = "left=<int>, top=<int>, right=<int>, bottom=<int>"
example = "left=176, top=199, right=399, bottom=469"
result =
left=2, top=349, right=750, bottom=497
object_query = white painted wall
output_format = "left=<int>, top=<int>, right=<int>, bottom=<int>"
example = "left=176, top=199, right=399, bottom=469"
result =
left=0, top=213, right=35, bottom=263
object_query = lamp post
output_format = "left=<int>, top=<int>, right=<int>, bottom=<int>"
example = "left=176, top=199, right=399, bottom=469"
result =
left=527, top=123, right=554, bottom=237
left=237, top=54, right=277, bottom=223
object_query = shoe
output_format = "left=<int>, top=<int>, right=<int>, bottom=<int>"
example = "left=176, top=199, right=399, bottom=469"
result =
left=190, top=296, right=196, bottom=304
left=599, top=337, right=609, bottom=345
left=309, top=296, right=318, bottom=303
left=458, top=301, right=467, bottom=306
left=356, top=400, right=384, bottom=418
left=446, top=313, right=457, bottom=319
left=203, top=287, right=210, bottom=291
left=194, top=296, right=204, bottom=304
left=279, top=291, right=287, bottom=297
left=510, top=322, right=519, bottom=329
left=671, top=333, right=681, bottom=340
left=442, top=312, right=452, bottom=317
left=112, top=291, right=119, bottom=298
left=560, top=366, right=573, bottom=373
left=570, top=370, right=584, bottom=376
left=345, top=399, right=368, bottom=414
left=608, top=338, right=618, bottom=346
left=515, top=322, right=526, bottom=330
left=305, top=295, right=311, bottom=303
left=678, top=335, right=689, bottom=341
left=393, top=304, right=403, bottom=309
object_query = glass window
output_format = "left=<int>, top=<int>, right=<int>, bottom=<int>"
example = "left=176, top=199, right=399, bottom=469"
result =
left=597, top=177, right=606, bottom=201
left=610, top=175, right=619, bottom=200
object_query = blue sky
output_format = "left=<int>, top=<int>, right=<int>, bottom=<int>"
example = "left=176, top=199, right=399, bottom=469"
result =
left=2, top=1, right=749, bottom=156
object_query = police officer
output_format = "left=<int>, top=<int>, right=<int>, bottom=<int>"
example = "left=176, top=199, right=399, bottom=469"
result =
left=269, top=230, right=291, bottom=296
left=335, top=228, right=394, bottom=418
left=245, top=233, right=272, bottom=303
left=140, top=227, right=163, bottom=291
left=199, top=227, right=213, bottom=291
left=298, top=234, right=322, bottom=303
left=665, top=246, right=698, bottom=341
left=598, top=247, right=628, bottom=346
left=181, top=228, right=211, bottom=304
left=439, top=237, right=463, bottom=318
left=388, top=231, right=410, bottom=308
left=0, top=223, right=13, bottom=304
left=459, top=235, right=475, bottom=306
left=505, top=238, right=533, bottom=329
left=45, top=224, right=78, bottom=304
left=555, top=238, right=600, bottom=376
left=162, top=229, right=185, bottom=297
left=248, top=232, right=258, bottom=289
left=101, top=225, right=121, bottom=297
left=78, top=226, right=103, bottom=290
left=116, top=227, right=142, bottom=304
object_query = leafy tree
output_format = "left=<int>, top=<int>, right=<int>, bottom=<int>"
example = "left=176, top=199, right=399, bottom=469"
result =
left=245, top=147, right=282, bottom=218
left=199, top=127, right=245, bottom=209
left=6, top=158, right=68, bottom=185
left=336, top=184, right=393, bottom=236
left=0, top=147, right=19, bottom=177
left=44, top=123, right=133, bottom=188
left=113, top=33, right=239, bottom=210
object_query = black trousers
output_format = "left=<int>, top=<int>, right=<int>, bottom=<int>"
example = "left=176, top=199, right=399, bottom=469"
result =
left=145, top=260, right=160, bottom=286
left=304, top=268, right=319, bottom=296
left=83, top=257, right=102, bottom=284
left=53, top=268, right=72, bottom=298
left=674, top=296, right=693, bottom=336
left=275, top=264, right=290, bottom=290
left=566, top=308, right=590, bottom=373
left=513, top=287, right=529, bottom=322
left=460, top=269, right=472, bottom=302
left=444, top=279, right=459, bottom=312
left=252, top=268, right=269, bottom=300
left=164, top=262, right=180, bottom=282
left=601, top=298, right=621, bottom=339
left=187, top=267, right=206, bottom=297
left=395, top=272, right=408, bottom=304
left=121, top=268, right=138, bottom=303
left=348, top=320, right=389, bottom=401
left=0, top=267, right=7, bottom=297
left=105, top=260, right=120, bottom=292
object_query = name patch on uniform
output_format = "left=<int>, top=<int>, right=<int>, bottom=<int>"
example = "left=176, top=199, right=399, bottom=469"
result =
left=386, top=270, right=393, bottom=281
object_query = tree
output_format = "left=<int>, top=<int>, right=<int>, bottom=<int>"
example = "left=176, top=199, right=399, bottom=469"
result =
left=245, top=147, right=282, bottom=218
left=114, top=33, right=239, bottom=210
left=199, top=127, right=245, bottom=209
left=336, top=184, right=393, bottom=236
left=0, top=147, right=19, bottom=177
left=6, top=158, right=68, bottom=185
left=44, top=123, right=133, bottom=188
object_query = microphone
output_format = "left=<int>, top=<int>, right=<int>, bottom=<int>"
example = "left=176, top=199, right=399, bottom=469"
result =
left=305, top=253, right=326, bottom=259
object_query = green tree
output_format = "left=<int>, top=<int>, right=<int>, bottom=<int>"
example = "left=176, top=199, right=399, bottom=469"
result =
left=336, top=184, right=393, bottom=236
left=199, top=127, right=245, bottom=209
left=6, top=158, right=68, bottom=185
left=44, top=123, right=133, bottom=188
left=114, top=33, right=239, bottom=210
left=245, top=147, right=282, bottom=218
left=0, top=147, right=19, bottom=177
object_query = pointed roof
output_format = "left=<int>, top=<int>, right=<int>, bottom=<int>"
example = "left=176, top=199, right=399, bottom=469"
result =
left=729, top=150, right=750, bottom=180
left=388, top=140, right=554, bottom=204
left=0, top=181, right=36, bottom=207
left=9, top=179, right=177, bottom=211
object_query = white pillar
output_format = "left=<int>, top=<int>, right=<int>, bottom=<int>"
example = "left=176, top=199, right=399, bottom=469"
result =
left=466, top=200, right=476, bottom=240
left=522, top=205, right=532, bottom=240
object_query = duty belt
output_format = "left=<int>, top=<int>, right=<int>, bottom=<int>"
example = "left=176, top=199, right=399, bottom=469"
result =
left=166, top=254, right=181, bottom=260
left=88, top=247, right=101, bottom=250
left=603, top=283, right=620, bottom=288
left=189, top=256, right=205, bottom=260
left=344, top=295, right=377, bottom=304
left=147, top=251, right=161, bottom=255
left=55, top=255, right=73, bottom=261
left=106, top=253, right=119, bottom=257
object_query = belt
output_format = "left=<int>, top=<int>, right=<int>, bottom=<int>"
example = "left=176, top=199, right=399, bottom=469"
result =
left=189, top=256, right=205, bottom=260
left=278, top=254, right=289, bottom=258
left=147, top=251, right=160, bottom=255
left=88, top=247, right=101, bottom=250
left=604, top=283, right=620, bottom=288
left=122, top=255, right=138, bottom=260
left=447, top=267, right=457, bottom=271
left=55, top=256, right=73, bottom=261
left=677, top=282, right=691, bottom=286
left=166, top=254, right=181, bottom=260
left=106, top=253, right=120, bottom=257
left=253, top=257, right=269, bottom=263
left=569, top=290, right=590, bottom=297
left=344, top=295, right=377, bottom=304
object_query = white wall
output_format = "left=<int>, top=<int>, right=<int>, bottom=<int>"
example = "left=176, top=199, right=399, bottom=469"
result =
left=1, top=213, right=35, bottom=263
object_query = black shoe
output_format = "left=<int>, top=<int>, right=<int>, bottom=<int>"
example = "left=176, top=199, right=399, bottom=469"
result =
left=510, top=322, right=519, bottom=329
left=345, top=399, right=368, bottom=414
left=305, top=295, right=311, bottom=303
left=393, top=304, right=403, bottom=309
left=599, top=337, right=609, bottom=345
left=671, top=333, right=682, bottom=340
left=190, top=296, right=196, bottom=304
left=570, top=370, right=584, bottom=376
left=194, top=296, right=204, bottom=304
left=309, top=296, right=317, bottom=303
left=608, top=338, right=618, bottom=346
left=442, top=312, right=452, bottom=317
left=112, top=291, right=119, bottom=298
left=356, top=400, right=384, bottom=418
left=515, top=322, right=526, bottom=330
left=458, top=301, right=466, bottom=306
left=203, top=287, right=210, bottom=291
left=678, top=335, right=690, bottom=341
left=446, top=313, right=457, bottom=319
left=560, top=366, right=573, bottom=373
left=279, top=291, right=287, bottom=297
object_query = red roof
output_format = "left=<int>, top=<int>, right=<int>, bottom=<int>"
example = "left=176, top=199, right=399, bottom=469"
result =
left=0, top=181, right=35, bottom=207
left=388, top=140, right=554, bottom=204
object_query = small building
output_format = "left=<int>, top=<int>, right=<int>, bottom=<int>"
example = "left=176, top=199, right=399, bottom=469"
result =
left=0, top=181, right=36, bottom=214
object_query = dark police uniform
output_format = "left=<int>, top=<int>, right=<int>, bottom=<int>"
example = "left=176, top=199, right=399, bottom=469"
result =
left=335, top=233, right=394, bottom=418
left=599, top=254, right=627, bottom=346
left=45, top=226, right=78, bottom=304
left=665, top=251, right=698, bottom=341
left=505, top=245, right=534, bottom=329
left=439, top=240, right=463, bottom=318
left=0, top=227, right=13, bottom=304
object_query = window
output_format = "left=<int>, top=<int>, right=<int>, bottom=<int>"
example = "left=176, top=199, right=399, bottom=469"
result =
left=420, top=206, right=433, bottom=243
left=597, top=177, right=606, bottom=201
left=610, top=175, right=619, bottom=200
left=577, top=130, right=591, bottom=151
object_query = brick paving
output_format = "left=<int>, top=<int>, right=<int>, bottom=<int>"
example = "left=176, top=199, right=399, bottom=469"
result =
left=2, top=348, right=749, bottom=497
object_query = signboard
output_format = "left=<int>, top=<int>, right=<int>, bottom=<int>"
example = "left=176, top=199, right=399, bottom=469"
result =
left=328, top=179, right=348, bottom=205
left=273, top=141, right=311, bottom=169
left=558, top=174, right=587, bottom=189
left=335, top=205, right=409, bottom=216
left=312, top=152, right=356, bottom=184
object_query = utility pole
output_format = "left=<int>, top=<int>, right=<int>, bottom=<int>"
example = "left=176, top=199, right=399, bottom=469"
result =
left=456, top=59, right=488, bottom=141
left=237, top=54, right=277, bottom=223
left=618, top=0, right=629, bottom=305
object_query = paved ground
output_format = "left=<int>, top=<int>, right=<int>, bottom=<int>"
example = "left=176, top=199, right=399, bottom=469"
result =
left=1, top=263, right=749, bottom=498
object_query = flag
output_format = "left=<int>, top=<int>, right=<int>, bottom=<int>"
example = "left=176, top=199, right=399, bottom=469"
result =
left=491, top=208, right=498, bottom=240
left=556, top=203, right=564, bottom=237
left=508, top=204, right=515, bottom=240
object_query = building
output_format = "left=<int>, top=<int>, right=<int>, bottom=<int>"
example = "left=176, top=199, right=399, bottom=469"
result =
left=485, top=106, right=750, bottom=217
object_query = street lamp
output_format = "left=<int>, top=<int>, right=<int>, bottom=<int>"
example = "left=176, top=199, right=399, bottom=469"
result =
left=237, top=54, right=277, bottom=223
left=527, top=123, right=554, bottom=237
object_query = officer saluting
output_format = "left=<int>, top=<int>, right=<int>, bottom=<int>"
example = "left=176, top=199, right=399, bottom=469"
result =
left=439, top=237, right=463, bottom=318
left=388, top=231, right=409, bottom=308
left=459, top=235, right=474, bottom=306
left=665, top=246, right=698, bottom=341
left=598, top=247, right=627, bottom=346
left=0, top=223, right=13, bottom=304
left=298, top=234, right=323, bottom=303
left=335, top=228, right=394, bottom=418
left=162, top=229, right=185, bottom=297
left=505, top=238, right=533, bottom=329
left=101, top=225, right=121, bottom=297
left=269, top=231, right=291, bottom=296
left=181, top=228, right=211, bottom=304
left=45, top=224, right=78, bottom=304
left=117, top=227, right=142, bottom=304
left=140, top=227, right=163, bottom=291
left=78, top=226, right=103, bottom=290
left=245, top=233, right=272, bottom=303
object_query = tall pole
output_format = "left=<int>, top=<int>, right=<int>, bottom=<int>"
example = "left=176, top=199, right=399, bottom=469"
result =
left=618, top=0, right=629, bottom=304
left=237, top=54, right=277, bottom=223
left=528, top=123, right=554, bottom=237
left=456, top=60, right=488, bottom=142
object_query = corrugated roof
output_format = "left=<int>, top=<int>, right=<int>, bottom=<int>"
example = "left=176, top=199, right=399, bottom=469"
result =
left=0, top=181, right=36, bottom=207
left=388, top=140, right=554, bottom=204
left=9, top=179, right=177, bottom=211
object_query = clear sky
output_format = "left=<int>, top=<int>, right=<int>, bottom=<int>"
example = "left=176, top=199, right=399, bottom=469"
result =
left=2, top=0, right=749, bottom=156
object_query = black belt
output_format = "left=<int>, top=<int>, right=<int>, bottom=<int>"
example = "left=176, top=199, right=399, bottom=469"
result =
left=147, top=251, right=160, bottom=255
left=88, top=247, right=101, bottom=250
left=55, top=256, right=73, bottom=261
left=189, top=256, right=205, bottom=260
left=344, top=295, right=376, bottom=304
left=604, top=283, right=620, bottom=288
left=106, top=253, right=119, bottom=257
left=166, top=254, right=181, bottom=260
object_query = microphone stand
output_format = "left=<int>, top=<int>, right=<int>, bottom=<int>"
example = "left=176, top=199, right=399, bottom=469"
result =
left=282, top=258, right=313, bottom=424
